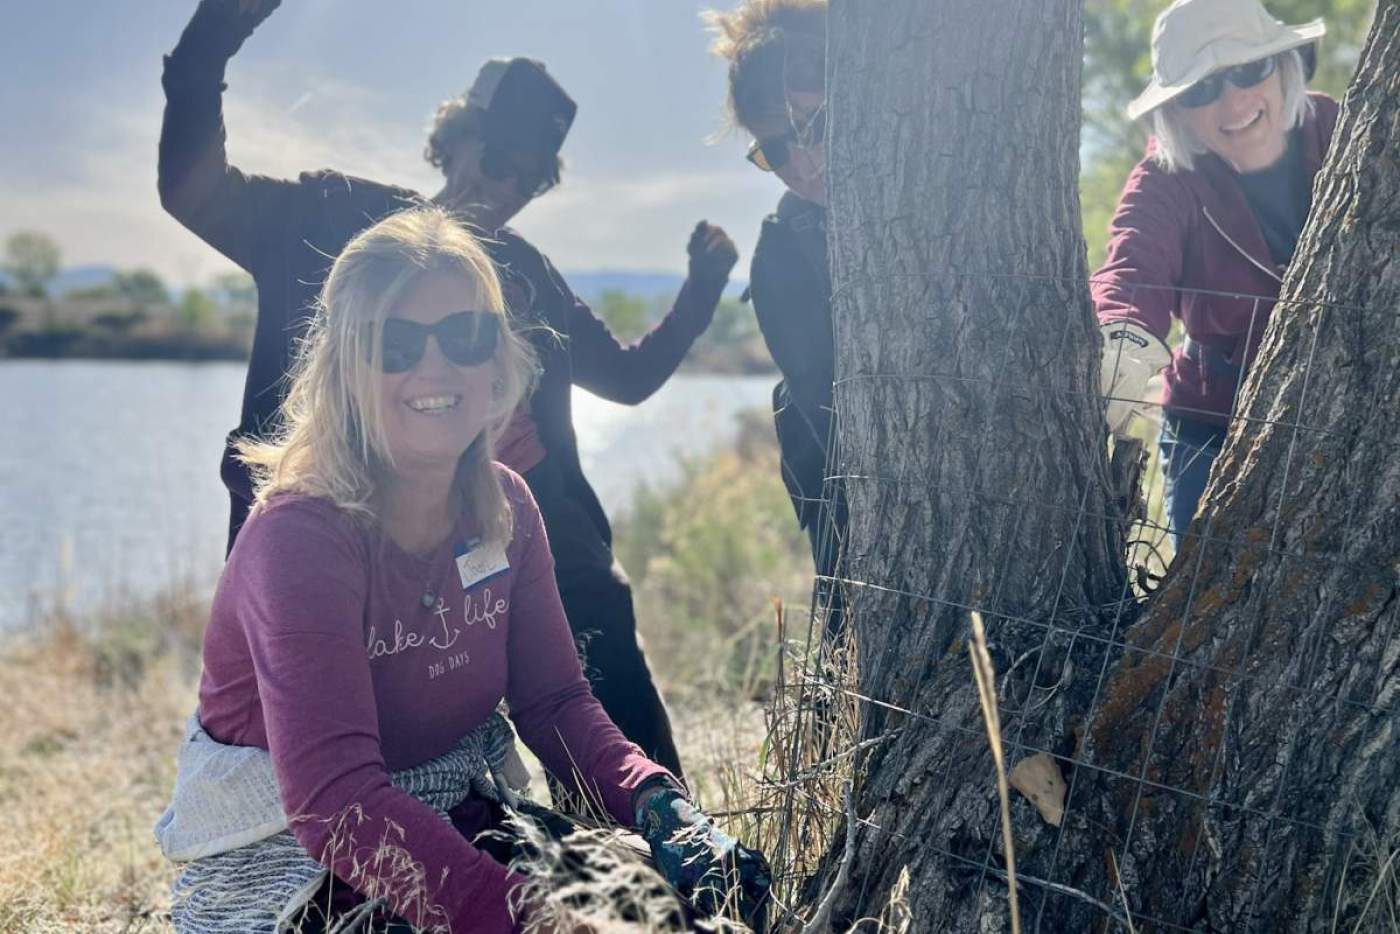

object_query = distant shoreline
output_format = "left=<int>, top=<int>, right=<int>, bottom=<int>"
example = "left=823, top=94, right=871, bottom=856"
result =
left=0, top=287, right=777, bottom=374
left=0, top=350, right=777, bottom=377
left=1, top=340, right=248, bottom=363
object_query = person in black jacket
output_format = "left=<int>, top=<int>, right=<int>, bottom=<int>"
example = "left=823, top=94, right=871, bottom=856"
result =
left=159, top=0, right=740, bottom=779
left=706, top=0, right=844, bottom=638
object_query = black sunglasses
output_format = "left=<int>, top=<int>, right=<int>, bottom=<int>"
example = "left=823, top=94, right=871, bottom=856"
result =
left=1178, top=55, right=1277, bottom=109
left=746, top=105, right=827, bottom=173
left=374, top=311, right=499, bottom=374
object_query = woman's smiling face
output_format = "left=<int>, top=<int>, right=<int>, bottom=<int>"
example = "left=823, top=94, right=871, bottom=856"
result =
left=1177, top=64, right=1288, bottom=173
left=376, top=270, right=497, bottom=473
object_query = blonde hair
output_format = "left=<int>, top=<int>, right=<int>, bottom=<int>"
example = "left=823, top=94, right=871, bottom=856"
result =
left=703, top=0, right=827, bottom=137
left=1148, top=49, right=1314, bottom=173
left=237, top=207, right=536, bottom=544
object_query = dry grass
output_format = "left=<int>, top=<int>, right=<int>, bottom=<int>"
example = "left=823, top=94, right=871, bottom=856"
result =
left=0, top=593, right=203, bottom=933
left=0, top=596, right=786, bottom=934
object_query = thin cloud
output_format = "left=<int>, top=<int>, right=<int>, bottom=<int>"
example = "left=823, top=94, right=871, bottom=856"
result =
left=0, top=72, right=429, bottom=286
left=524, top=167, right=781, bottom=272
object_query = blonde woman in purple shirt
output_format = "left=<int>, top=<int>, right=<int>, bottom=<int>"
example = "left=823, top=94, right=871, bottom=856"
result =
left=159, top=207, right=769, bottom=932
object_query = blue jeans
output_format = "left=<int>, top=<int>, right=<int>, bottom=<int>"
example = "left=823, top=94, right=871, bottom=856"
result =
left=1159, top=415, right=1226, bottom=547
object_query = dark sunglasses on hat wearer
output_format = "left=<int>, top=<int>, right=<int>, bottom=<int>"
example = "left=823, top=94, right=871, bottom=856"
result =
left=1125, top=0, right=1324, bottom=122
left=468, top=58, right=577, bottom=197
left=370, top=311, right=499, bottom=374
left=1177, top=53, right=1277, bottom=108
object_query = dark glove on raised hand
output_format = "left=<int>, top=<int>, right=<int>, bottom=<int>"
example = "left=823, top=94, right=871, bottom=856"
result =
left=181, top=0, right=283, bottom=61
left=686, top=221, right=739, bottom=288
left=636, top=786, right=772, bottom=931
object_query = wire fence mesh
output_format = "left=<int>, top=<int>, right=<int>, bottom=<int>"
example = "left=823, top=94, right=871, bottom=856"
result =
left=742, top=271, right=1398, bottom=931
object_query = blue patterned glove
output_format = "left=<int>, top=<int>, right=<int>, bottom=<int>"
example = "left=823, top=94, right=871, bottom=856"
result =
left=635, top=785, right=771, bottom=930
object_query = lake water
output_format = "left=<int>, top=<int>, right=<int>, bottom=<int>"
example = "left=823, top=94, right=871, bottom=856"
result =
left=0, top=360, right=773, bottom=630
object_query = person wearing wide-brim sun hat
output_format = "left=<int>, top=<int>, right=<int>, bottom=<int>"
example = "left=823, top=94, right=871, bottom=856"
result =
left=1091, top=0, right=1336, bottom=548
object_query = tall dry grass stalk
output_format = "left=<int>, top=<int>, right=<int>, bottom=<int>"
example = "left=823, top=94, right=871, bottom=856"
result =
left=968, top=611, right=1021, bottom=934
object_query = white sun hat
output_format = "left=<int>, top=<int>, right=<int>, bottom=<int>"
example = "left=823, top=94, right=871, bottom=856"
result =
left=1127, top=0, right=1325, bottom=121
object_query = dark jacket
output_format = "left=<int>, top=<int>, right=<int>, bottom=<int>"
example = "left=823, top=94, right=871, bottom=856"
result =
left=1092, top=93, right=1339, bottom=426
left=487, top=230, right=724, bottom=575
left=749, top=192, right=834, bottom=532
left=158, top=5, right=723, bottom=554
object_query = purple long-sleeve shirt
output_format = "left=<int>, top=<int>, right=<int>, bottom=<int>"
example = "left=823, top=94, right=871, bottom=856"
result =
left=197, top=466, right=669, bottom=932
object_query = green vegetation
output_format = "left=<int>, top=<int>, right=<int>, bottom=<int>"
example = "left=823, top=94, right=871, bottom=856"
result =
left=3, top=231, right=62, bottom=298
left=0, top=232, right=255, bottom=361
left=618, top=409, right=812, bottom=696
left=0, top=592, right=201, bottom=932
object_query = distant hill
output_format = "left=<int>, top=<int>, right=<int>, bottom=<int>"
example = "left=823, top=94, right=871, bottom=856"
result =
left=560, top=270, right=749, bottom=304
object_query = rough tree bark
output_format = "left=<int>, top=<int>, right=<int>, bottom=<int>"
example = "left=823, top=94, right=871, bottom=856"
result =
left=1068, top=5, right=1400, bottom=929
left=818, top=0, right=1128, bottom=927
left=817, top=0, right=1400, bottom=931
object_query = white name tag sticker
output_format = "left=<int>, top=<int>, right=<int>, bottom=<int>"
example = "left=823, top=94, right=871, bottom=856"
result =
left=455, top=538, right=510, bottom=591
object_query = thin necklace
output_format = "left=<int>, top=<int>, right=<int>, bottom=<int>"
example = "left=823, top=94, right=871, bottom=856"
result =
left=418, top=529, right=459, bottom=609
left=380, top=487, right=462, bottom=610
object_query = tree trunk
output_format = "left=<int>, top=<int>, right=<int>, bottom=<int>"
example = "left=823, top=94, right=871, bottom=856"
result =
left=818, top=0, right=1127, bottom=927
left=815, top=1, right=1400, bottom=931
left=1067, top=6, right=1400, bottom=929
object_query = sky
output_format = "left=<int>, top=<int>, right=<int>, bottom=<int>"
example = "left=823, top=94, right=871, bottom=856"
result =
left=0, top=0, right=786, bottom=287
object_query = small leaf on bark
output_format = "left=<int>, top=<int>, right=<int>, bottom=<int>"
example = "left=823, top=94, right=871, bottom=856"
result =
left=1008, top=753, right=1066, bottom=827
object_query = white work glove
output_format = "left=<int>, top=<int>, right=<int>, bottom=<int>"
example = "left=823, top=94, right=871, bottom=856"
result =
left=1100, top=321, right=1171, bottom=436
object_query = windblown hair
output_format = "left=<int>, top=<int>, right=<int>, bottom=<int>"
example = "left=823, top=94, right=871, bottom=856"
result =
left=424, top=95, right=564, bottom=184
left=1148, top=49, right=1314, bottom=173
left=703, top=0, right=827, bottom=137
left=425, top=98, right=487, bottom=174
left=236, top=207, right=536, bottom=544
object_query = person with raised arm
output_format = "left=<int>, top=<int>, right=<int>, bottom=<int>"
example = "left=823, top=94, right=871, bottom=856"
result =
left=159, top=0, right=739, bottom=776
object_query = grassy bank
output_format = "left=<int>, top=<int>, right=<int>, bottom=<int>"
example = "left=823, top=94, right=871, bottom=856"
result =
left=0, top=294, right=252, bottom=363
left=0, top=413, right=815, bottom=931
left=0, top=590, right=205, bottom=932
left=615, top=409, right=813, bottom=701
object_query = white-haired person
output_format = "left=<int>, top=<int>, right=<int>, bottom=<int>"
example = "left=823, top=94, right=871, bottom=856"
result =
left=154, top=208, right=769, bottom=933
left=1093, top=0, right=1337, bottom=546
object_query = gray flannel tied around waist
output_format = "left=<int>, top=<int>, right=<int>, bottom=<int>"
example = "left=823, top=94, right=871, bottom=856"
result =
left=155, top=712, right=528, bottom=934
